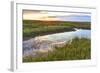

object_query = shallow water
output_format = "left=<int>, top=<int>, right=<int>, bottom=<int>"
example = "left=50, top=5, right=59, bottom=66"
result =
left=37, top=29, right=90, bottom=42
left=23, top=29, right=91, bottom=57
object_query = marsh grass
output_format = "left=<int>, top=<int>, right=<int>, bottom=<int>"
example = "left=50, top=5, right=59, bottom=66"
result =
left=23, top=26, right=74, bottom=40
left=23, top=20, right=90, bottom=40
left=23, top=38, right=91, bottom=62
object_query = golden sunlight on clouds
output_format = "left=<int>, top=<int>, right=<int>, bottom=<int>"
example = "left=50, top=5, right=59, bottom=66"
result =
left=23, top=10, right=91, bottom=21
left=23, top=10, right=60, bottom=21
left=40, top=16, right=60, bottom=21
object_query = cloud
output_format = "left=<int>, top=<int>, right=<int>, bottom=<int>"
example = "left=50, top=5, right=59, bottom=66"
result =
left=23, top=10, right=91, bottom=22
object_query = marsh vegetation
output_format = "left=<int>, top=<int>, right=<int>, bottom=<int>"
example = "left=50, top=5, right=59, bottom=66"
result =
left=23, top=38, right=91, bottom=62
left=23, top=20, right=91, bottom=62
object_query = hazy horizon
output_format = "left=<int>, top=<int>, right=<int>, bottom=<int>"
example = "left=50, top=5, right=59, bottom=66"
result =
left=23, top=10, right=91, bottom=22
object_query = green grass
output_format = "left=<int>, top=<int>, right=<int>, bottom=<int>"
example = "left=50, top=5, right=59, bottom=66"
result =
left=23, top=38, right=91, bottom=62
left=23, top=26, right=74, bottom=40
left=23, top=20, right=91, bottom=40
left=23, top=20, right=91, bottom=62
left=23, top=20, right=90, bottom=29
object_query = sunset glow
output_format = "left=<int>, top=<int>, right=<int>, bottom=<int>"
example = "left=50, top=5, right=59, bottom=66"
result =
left=23, top=10, right=91, bottom=22
left=23, top=11, right=60, bottom=21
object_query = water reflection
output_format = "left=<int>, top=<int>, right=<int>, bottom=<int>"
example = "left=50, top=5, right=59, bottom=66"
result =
left=23, top=29, right=91, bottom=57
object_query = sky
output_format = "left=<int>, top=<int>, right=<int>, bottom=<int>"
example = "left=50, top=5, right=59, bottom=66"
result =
left=23, top=10, right=91, bottom=22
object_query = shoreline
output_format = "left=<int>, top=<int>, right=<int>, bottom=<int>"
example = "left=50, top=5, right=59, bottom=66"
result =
left=23, top=28, right=90, bottom=41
